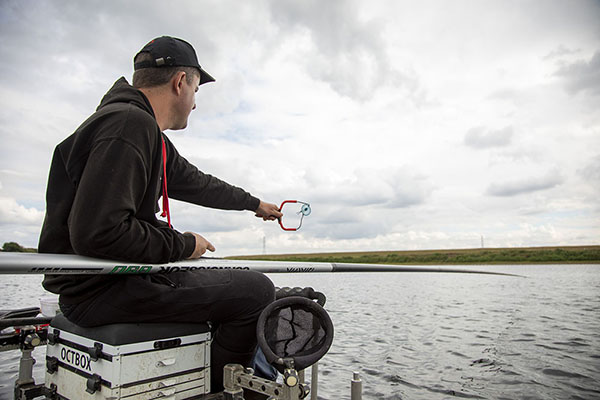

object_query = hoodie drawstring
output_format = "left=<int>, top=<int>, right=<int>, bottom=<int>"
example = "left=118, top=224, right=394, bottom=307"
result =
left=160, top=136, right=172, bottom=228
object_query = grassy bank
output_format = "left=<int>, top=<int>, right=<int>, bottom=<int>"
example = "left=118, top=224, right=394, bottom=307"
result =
left=229, top=245, right=600, bottom=265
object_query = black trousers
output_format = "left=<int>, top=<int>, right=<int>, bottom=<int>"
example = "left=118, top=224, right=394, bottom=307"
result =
left=60, top=269, right=275, bottom=392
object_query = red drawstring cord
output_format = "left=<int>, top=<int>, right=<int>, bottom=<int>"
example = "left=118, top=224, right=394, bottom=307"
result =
left=160, top=136, right=172, bottom=228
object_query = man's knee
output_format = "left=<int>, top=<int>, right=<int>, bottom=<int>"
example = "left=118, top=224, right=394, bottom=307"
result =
left=250, top=271, right=276, bottom=308
left=237, top=270, right=275, bottom=314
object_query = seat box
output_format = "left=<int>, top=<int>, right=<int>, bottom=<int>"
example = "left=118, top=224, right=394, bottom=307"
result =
left=45, top=314, right=211, bottom=399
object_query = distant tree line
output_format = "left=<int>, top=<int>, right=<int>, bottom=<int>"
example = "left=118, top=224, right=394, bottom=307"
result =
left=233, top=246, right=600, bottom=264
left=1, top=242, right=37, bottom=253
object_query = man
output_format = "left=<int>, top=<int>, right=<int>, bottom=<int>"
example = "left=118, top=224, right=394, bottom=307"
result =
left=38, top=36, right=282, bottom=395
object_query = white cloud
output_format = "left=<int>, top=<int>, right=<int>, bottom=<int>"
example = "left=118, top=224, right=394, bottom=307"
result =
left=267, top=0, right=421, bottom=102
left=554, top=50, right=600, bottom=97
left=486, top=171, right=564, bottom=197
left=305, top=167, right=430, bottom=209
left=0, top=0, right=599, bottom=252
left=0, top=197, right=44, bottom=225
left=543, top=45, right=582, bottom=60
left=577, top=155, right=600, bottom=184
left=464, top=126, right=514, bottom=149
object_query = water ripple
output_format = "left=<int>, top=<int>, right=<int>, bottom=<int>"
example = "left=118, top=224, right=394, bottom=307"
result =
left=2, top=266, right=600, bottom=399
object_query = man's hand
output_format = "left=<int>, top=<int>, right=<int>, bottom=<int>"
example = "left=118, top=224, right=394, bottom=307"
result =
left=255, top=201, right=283, bottom=221
left=186, top=232, right=216, bottom=259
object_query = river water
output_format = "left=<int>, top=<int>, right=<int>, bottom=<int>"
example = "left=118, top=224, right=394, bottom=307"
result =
left=1, top=264, right=599, bottom=399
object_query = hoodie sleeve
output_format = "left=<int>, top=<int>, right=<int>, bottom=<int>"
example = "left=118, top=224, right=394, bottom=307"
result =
left=164, top=136, right=261, bottom=212
left=67, top=113, right=194, bottom=263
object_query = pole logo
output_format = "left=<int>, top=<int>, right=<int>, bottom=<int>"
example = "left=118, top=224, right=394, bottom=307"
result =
left=110, top=266, right=153, bottom=274
left=158, top=266, right=250, bottom=273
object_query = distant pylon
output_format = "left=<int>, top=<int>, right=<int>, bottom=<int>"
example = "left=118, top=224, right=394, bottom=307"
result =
left=481, top=235, right=484, bottom=248
left=263, top=236, right=266, bottom=255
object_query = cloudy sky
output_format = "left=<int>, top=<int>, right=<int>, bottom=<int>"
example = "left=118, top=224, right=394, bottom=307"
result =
left=0, top=0, right=598, bottom=256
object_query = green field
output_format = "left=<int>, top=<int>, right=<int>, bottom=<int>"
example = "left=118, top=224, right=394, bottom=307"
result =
left=229, top=245, right=600, bottom=265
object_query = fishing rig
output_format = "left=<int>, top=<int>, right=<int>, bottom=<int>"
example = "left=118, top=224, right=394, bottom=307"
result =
left=1, top=286, right=356, bottom=400
left=0, top=252, right=516, bottom=399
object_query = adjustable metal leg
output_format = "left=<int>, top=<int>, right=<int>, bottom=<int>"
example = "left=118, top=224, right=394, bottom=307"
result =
left=16, top=347, right=36, bottom=386
left=310, top=363, right=318, bottom=400
left=223, top=364, right=245, bottom=399
left=223, top=364, right=310, bottom=400
left=351, top=372, right=362, bottom=400
left=13, top=328, right=45, bottom=400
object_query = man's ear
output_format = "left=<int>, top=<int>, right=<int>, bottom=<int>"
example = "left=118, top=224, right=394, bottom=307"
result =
left=172, top=71, right=187, bottom=95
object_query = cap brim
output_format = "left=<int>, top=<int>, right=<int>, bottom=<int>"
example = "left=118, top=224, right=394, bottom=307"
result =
left=199, top=68, right=215, bottom=85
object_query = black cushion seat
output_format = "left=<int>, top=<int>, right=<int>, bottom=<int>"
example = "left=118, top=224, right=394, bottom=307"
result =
left=50, top=314, right=210, bottom=346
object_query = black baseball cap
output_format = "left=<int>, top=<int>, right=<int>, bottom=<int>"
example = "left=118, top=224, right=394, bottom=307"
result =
left=134, top=36, right=215, bottom=85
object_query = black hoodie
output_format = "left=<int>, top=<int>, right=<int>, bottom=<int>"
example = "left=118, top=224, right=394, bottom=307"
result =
left=39, top=77, right=260, bottom=302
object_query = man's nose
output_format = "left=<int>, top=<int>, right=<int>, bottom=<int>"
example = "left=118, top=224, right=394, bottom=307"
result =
left=192, top=103, right=196, bottom=111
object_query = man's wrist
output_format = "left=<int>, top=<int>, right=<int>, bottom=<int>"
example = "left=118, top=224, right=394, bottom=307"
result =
left=248, top=196, right=261, bottom=212
left=182, top=232, right=196, bottom=259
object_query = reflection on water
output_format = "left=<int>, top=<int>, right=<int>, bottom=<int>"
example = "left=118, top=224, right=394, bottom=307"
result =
left=1, top=265, right=599, bottom=399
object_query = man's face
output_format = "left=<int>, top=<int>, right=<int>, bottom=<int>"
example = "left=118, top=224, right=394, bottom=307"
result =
left=172, top=72, right=200, bottom=130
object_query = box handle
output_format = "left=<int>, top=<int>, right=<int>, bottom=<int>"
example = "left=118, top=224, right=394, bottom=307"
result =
left=157, top=358, right=176, bottom=367
left=157, top=387, right=176, bottom=398
left=159, top=379, right=176, bottom=387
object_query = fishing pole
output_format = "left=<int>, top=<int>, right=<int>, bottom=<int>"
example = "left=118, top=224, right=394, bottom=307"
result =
left=0, top=252, right=520, bottom=276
